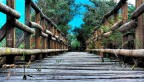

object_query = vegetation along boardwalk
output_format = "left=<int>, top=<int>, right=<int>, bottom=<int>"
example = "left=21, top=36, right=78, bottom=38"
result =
left=0, top=52, right=144, bottom=82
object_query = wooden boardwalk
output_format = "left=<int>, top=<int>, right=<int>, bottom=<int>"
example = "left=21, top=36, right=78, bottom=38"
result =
left=0, top=52, right=144, bottom=82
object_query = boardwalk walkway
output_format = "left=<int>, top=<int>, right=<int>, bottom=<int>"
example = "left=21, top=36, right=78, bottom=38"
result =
left=0, top=52, right=144, bottom=82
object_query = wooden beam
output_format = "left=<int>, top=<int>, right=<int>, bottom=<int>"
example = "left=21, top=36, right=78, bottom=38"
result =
left=24, top=0, right=32, bottom=62
left=0, top=2, right=20, bottom=19
left=118, top=20, right=137, bottom=32
left=6, top=0, right=15, bottom=48
left=0, top=48, right=68, bottom=56
left=87, top=49, right=144, bottom=57
left=135, top=0, right=144, bottom=49
left=110, top=20, right=123, bottom=31
left=131, top=3, right=144, bottom=19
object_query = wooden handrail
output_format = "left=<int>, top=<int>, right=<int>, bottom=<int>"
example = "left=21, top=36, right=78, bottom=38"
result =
left=0, top=48, right=68, bottom=56
left=0, top=2, right=20, bottom=19
left=0, top=0, right=68, bottom=64
left=101, top=0, right=127, bottom=23
left=131, top=3, right=144, bottom=19
left=87, top=49, right=144, bottom=57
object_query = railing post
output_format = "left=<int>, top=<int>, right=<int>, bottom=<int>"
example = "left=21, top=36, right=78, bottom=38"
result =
left=121, top=1, right=128, bottom=49
left=114, top=12, right=118, bottom=23
left=5, top=0, right=15, bottom=64
left=135, top=0, right=144, bottom=49
left=47, top=24, right=52, bottom=49
left=42, top=19, right=47, bottom=49
left=42, top=18, right=47, bottom=58
left=56, top=30, right=58, bottom=49
left=104, top=19, right=109, bottom=26
left=35, top=12, right=42, bottom=60
left=52, top=26, right=55, bottom=49
left=25, top=0, right=32, bottom=62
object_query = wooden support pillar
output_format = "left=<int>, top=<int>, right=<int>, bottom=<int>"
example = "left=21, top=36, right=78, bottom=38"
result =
left=52, top=26, right=55, bottom=49
left=35, top=12, right=42, bottom=60
left=114, top=12, right=118, bottom=23
left=6, top=0, right=15, bottom=48
left=135, top=0, right=144, bottom=49
left=56, top=30, right=58, bottom=49
left=122, top=34, right=128, bottom=49
left=48, top=24, right=52, bottom=49
left=25, top=0, right=32, bottom=62
left=42, top=19, right=47, bottom=49
left=121, top=1, right=128, bottom=49
left=42, top=18, right=47, bottom=58
left=5, top=0, right=15, bottom=64
left=121, top=1, right=128, bottom=23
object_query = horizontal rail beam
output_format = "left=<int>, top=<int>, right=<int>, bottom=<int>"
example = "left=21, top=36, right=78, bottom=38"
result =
left=103, top=31, right=113, bottom=38
left=0, top=2, right=20, bottom=19
left=101, top=0, right=127, bottom=23
left=131, top=3, right=144, bottom=19
left=118, top=20, right=137, bottom=32
left=26, top=0, right=58, bottom=29
left=46, top=30, right=53, bottom=35
left=0, top=48, right=68, bottom=56
left=14, top=20, right=35, bottom=34
left=87, top=49, right=144, bottom=57
left=110, top=20, right=123, bottom=31
left=41, top=32, right=48, bottom=38
left=29, top=22, right=43, bottom=31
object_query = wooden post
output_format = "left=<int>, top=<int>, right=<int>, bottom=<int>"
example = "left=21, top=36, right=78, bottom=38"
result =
left=114, top=12, right=118, bottom=23
left=121, top=1, right=128, bottom=49
left=52, top=26, right=55, bottom=49
left=42, top=18, right=47, bottom=58
left=121, top=1, right=128, bottom=23
left=47, top=24, right=51, bottom=49
left=6, top=0, right=15, bottom=48
left=42, top=19, right=47, bottom=49
left=5, top=0, right=15, bottom=64
left=56, top=30, right=58, bottom=49
left=122, top=34, right=128, bottom=49
left=35, top=12, right=42, bottom=60
left=135, top=0, right=144, bottom=49
left=24, top=0, right=32, bottom=62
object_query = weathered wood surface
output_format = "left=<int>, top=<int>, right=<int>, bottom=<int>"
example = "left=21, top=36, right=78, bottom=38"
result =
left=0, top=52, right=144, bottom=82
left=131, top=3, right=144, bottom=19
left=87, top=49, right=144, bottom=57
left=0, top=2, right=20, bottom=19
left=118, top=20, right=137, bottom=32
left=101, top=0, right=127, bottom=23
left=0, top=48, right=68, bottom=56
left=110, top=20, right=123, bottom=31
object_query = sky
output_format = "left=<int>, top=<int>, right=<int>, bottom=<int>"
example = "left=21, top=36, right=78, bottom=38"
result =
left=0, top=0, right=135, bottom=29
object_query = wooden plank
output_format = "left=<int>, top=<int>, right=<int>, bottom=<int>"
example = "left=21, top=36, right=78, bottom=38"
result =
left=1, top=52, right=144, bottom=81
left=0, top=79, right=143, bottom=82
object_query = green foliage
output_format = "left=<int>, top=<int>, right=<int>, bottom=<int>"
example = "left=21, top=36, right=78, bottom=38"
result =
left=0, top=38, right=6, bottom=47
left=128, top=4, right=135, bottom=21
left=37, top=0, right=78, bottom=35
left=101, top=26, right=110, bottom=33
left=102, top=30, right=122, bottom=47
left=83, top=0, right=116, bottom=27
left=67, top=34, right=80, bottom=50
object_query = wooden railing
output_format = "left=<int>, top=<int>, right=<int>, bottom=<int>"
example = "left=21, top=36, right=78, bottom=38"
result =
left=87, top=0, right=144, bottom=57
left=0, top=0, right=68, bottom=65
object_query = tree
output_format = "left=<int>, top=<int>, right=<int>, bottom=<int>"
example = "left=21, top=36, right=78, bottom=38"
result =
left=74, top=0, right=116, bottom=50
left=37, top=0, right=78, bottom=35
